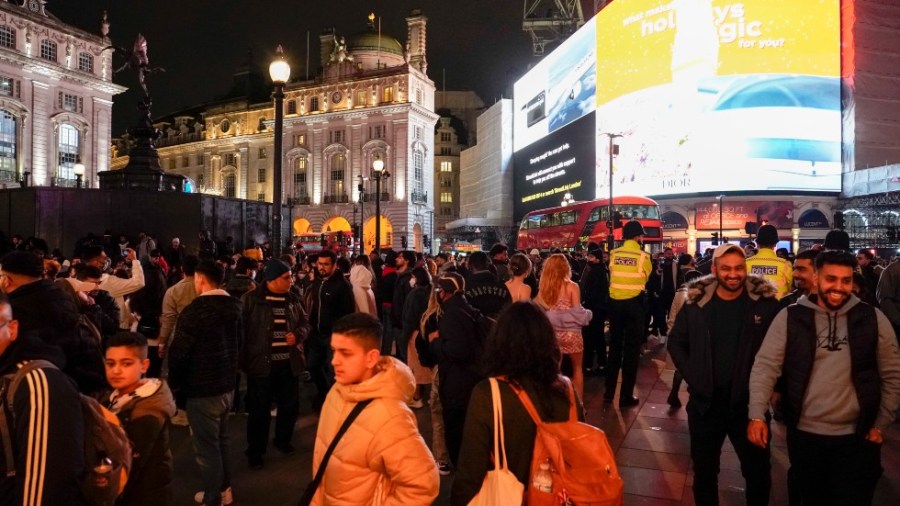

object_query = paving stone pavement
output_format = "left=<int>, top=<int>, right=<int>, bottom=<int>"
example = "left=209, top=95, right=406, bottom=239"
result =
left=170, top=346, right=900, bottom=505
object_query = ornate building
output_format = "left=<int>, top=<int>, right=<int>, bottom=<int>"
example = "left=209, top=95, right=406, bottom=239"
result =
left=0, top=1, right=124, bottom=188
left=112, top=11, right=438, bottom=253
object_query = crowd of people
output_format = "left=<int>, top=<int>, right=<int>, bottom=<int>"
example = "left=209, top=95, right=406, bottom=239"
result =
left=0, top=223, right=899, bottom=505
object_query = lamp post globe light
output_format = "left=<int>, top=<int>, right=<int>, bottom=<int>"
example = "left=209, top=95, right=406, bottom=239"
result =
left=372, top=156, right=389, bottom=256
left=73, top=156, right=86, bottom=189
left=269, top=45, right=291, bottom=256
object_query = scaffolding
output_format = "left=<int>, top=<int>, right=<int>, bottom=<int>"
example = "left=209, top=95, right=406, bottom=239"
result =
left=838, top=192, right=900, bottom=249
left=522, top=0, right=585, bottom=55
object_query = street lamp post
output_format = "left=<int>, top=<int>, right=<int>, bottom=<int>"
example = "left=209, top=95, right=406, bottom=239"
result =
left=357, top=175, right=366, bottom=256
left=269, top=45, right=291, bottom=256
left=718, top=194, right=725, bottom=244
left=73, top=156, right=85, bottom=189
left=602, top=133, right=622, bottom=252
left=372, top=156, right=390, bottom=255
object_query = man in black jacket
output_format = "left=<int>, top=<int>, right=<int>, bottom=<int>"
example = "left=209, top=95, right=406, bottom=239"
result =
left=169, top=260, right=243, bottom=506
left=0, top=250, right=104, bottom=394
left=668, top=244, right=781, bottom=506
left=241, top=259, right=310, bottom=469
left=429, top=272, right=484, bottom=466
left=0, top=295, right=85, bottom=506
left=463, top=251, right=511, bottom=319
left=390, top=250, right=416, bottom=361
left=580, top=245, right=609, bottom=375
left=307, top=250, right=354, bottom=409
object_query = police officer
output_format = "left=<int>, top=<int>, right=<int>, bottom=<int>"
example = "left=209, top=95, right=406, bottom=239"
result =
left=605, top=220, right=653, bottom=407
left=745, top=224, right=792, bottom=299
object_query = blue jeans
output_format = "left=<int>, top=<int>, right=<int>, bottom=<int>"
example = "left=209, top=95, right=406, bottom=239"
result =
left=186, top=392, right=234, bottom=506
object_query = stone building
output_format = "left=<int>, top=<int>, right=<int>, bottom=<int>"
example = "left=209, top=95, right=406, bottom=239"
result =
left=0, top=2, right=124, bottom=188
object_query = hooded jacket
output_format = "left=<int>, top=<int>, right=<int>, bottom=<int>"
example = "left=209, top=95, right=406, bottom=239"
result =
left=312, top=357, right=439, bottom=505
left=0, top=333, right=85, bottom=506
left=749, top=295, right=900, bottom=436
left=107, top=379, right=177, bottom=506
left=668, top=274, right=781, bottom=414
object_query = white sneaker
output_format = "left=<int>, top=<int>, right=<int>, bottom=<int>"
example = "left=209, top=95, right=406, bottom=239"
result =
left=437, top=460, right=452, bottom=476
left=171, top=409, right=189, bottom=426
left=408, top=397, right=424, bottom=409
left=193, top=487, right=233, bottom=505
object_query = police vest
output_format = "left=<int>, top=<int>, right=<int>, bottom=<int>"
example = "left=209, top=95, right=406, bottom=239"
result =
left=746, top=249, right=792, bottom=299
left=609, top=244, right=650, bottom=300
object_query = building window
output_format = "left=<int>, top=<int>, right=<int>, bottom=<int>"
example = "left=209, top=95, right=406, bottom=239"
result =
left=441, top=206, right=452, bottom=216
left=441, top=192, right=452, bottom=203
left=415, top=88, right=423, bottom=104
left=0, top=77, right=13, bottom=97
left=440, top=147, right=452, bottom=156
left=413, top=150, right=425, bottom=196
left=258, top=147, right=267, bottom=159
left=414, top=126, right=422, bottom=140
left=197, top=173, right=205, bottom=186
left=441, top=178, right=453, bottom=188
left=196, top=154, right=204, bottom=166
left=382, top=86, right=393, bottom=103
left=294, top=157, right=308, bottom=197
left=168, top=158, right=176, bottom=171
left=330, top=154, right=345, bottom=196
left=0, top=110, right=16, bottom=175
left=356, top=90, right=367, bottom=106
left=309, top=96, right=319, bottom=112
left=224, top=173, right=236, bottom=198
left=440, top=161, right=452, bottom=172
left=57, top=123, right=78, bottom=179
left=224, top=153, right=236, bottom=166
left=296, top=134, right=305, bottom=146
left=257, top=192, right=266, bottom=202
left=287, top=100, right=296, bottom=115
left=0, top=26, right=15, bottom=49
left=440, top=132, right=451, bottom=142
left=258, top=167, right=266, bottom=183
left=78, top=53, right=93, bottom=73
left=40, top=40, right=57, bottom=62
left=369, top=125, right=383, bottom=140
left=330, top=130, right=344, bottom=144
left=181, top=156, right=189, bottom=168
left=60, top=92, right=78, bottom=112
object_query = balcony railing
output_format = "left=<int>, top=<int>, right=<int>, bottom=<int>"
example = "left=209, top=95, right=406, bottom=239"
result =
left=288, top=195, right=311, bottom=205
left=0, top=169, right=16, bottom=182
left=323, top=193, right=349, bottom=204
left=364, top=191, right=391, bottom=202
left=411, top=190, right=428, bottom=204
left=51, top=177, right=77, bottom=188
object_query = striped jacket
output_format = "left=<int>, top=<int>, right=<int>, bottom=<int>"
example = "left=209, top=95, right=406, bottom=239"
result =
left=0, top=333, right=85, bottom=506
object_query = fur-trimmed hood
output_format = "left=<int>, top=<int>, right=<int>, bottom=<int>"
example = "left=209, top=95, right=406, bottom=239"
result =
left=685, top=274, right=778, bottom=307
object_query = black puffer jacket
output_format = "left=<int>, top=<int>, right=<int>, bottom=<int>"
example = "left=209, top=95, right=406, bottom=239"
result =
left=241, top=285, right=310, bottom=378
left=168, top=292, right=243, bottom=398
left=430, top=294, right=485, bottom=410
left=668, top=274, right=781, bottom=414
left=308, top=272, right=354, bottom=338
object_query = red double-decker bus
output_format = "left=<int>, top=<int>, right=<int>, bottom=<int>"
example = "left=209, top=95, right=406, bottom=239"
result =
left=517, top=196, right=663, bottom=251
left=293, top=231, right=354, bottom=254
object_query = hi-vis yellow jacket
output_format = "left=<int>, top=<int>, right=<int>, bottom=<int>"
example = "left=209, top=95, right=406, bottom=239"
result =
left=746, top=248, right=792, bottom=299
left=609, top=239, right=652, bottom=300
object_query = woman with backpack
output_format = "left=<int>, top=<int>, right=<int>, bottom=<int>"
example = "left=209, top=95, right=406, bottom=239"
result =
left=450, top=301, right=585, bottom=504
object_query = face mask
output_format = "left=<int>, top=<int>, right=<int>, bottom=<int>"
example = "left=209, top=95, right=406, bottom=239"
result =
left=409, top=277, right=416, bottom=288
left=249, top=271, right=257, bottom=280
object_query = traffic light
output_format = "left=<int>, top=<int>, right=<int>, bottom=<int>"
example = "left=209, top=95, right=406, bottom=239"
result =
left=401, top=235, right=408, bottom=248
left=320, top=233, right=327, bottom=247
left=834, top=211, right=845, bottom=230
left=423, top=234, right=429, bottom=245
left=612, top=211, right=623, bottom=229
left=711, top=232, right=719, bottom=245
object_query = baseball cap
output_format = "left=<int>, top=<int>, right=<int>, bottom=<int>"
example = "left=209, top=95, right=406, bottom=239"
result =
left=436, top=272, right=465, bottom=294
left=529, top=249, right=540, bottom=256
left=712, top=243, right=745, bottom=261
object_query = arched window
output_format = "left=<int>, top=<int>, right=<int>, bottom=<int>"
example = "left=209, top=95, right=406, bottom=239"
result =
left=329, top=153, right=345, bottom=199
left=224, top=173, right=236, bottom=198
left=0, top=110, right=15, bottom=176
left=413, top=150, right=425, bottom=200
left=293, top=156, right=308, bottom=199
left=57, top=124, right=78, bottom=180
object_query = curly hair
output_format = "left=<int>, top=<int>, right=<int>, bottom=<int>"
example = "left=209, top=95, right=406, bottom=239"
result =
left=536, top=254, right=571, bottom=307
left=483, top=301, right=566, bottom=408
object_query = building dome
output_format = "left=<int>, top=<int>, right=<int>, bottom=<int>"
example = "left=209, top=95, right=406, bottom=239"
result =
left=348, top=30, right=404, bottom=57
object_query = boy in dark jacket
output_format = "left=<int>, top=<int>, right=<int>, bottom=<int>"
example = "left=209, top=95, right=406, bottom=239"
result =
left=104, top=332, right=176, bottom=506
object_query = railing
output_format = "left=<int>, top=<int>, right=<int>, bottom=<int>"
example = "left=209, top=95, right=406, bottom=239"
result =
left=323, top=193, right=349, bottom=204
left=411, top=190, right=428, bottom=204
left=0, top=169, right=16, bottom=182
left=51, top=177, right=77, bottom=188
left=155, top=132, right=204, bottom=148
left=288, top=195, right=311, bottom=205
left=364, top=191, right=391, bottom=202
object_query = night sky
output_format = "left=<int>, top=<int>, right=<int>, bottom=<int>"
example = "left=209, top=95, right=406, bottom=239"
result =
left=47, top=1, right=538, bottom=136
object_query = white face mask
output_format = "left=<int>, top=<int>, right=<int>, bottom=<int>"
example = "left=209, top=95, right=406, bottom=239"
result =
left=409, top=277, right=417, bottom=288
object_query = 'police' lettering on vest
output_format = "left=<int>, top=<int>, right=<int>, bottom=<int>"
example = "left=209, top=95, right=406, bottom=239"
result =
left=614, top=257, right=637, bottom=266
left=751, top=265, right=778, bottom=276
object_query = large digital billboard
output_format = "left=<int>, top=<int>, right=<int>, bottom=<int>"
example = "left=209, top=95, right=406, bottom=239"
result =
left=514, top=20, right=597, bottom=152
left=594, top=0, right=842, bottom=196
left=513, top=113, right=596, bottom=220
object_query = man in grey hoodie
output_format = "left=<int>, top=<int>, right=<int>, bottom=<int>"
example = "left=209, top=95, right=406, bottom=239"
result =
left=748, top=250, right=900, bottom=506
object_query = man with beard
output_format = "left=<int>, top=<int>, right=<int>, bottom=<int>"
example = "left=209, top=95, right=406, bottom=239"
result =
left=668, top=244, right=781, bottom=506
left=748, top=250, right=900, bottom=506
left=781, top=249, right=818, bottom=307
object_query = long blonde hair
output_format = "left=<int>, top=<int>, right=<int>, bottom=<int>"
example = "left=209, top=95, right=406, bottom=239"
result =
left=537, top=254, right=571, bottom=308
left=420, top=286, right=443, bottom=337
